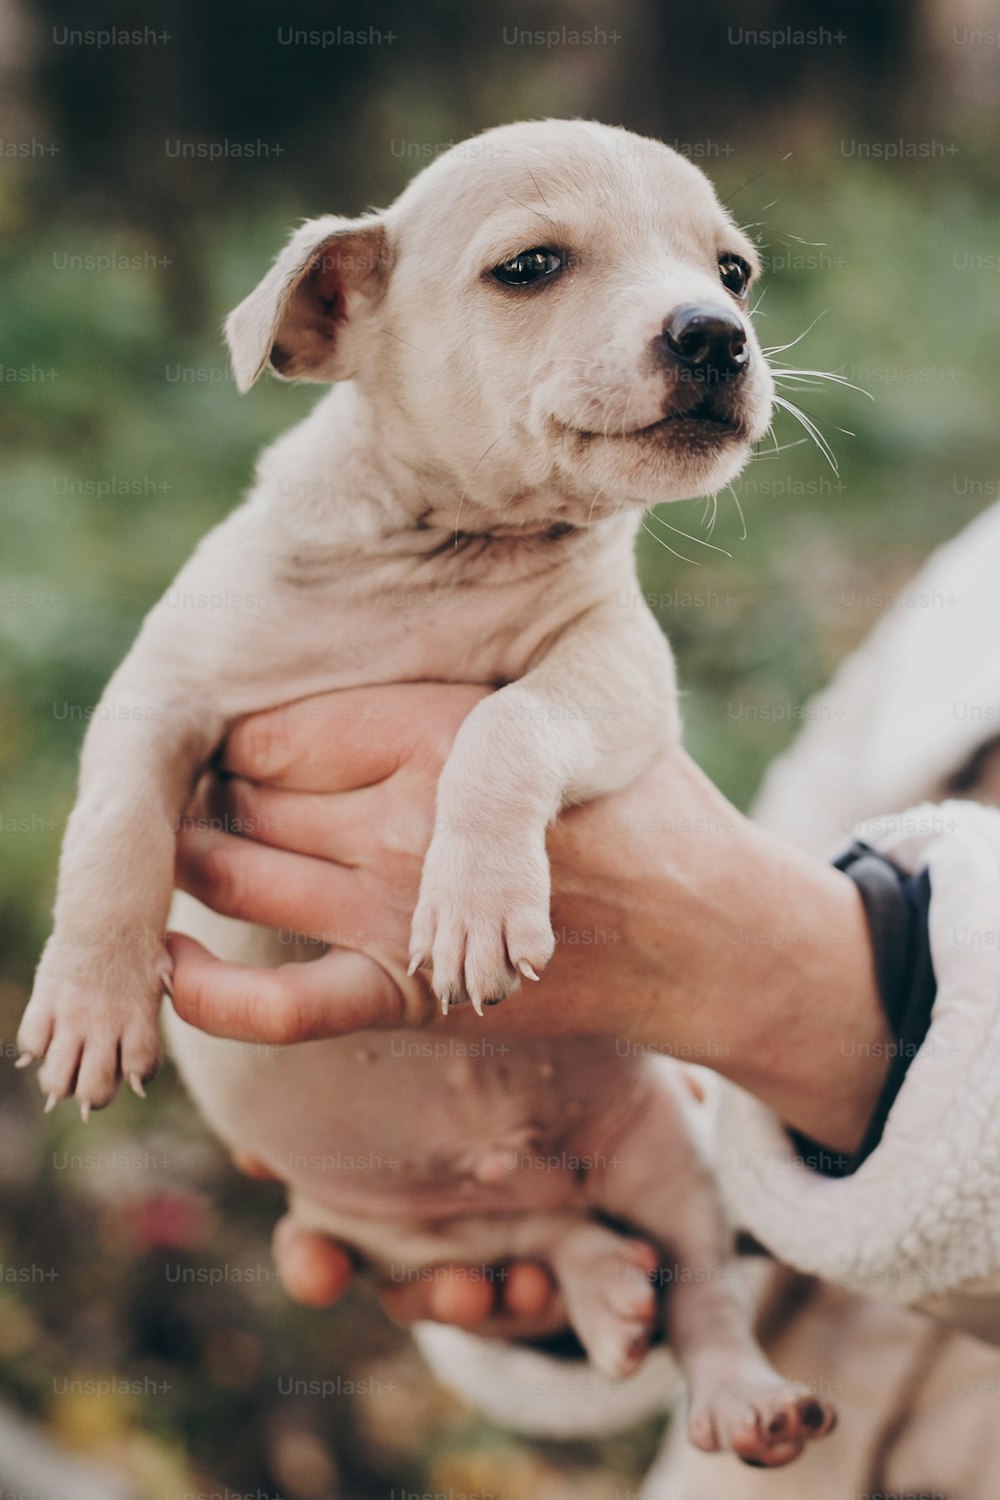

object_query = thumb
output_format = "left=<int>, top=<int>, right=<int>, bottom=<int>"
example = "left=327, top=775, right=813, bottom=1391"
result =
left=164, top=932, right=429, bottom=1044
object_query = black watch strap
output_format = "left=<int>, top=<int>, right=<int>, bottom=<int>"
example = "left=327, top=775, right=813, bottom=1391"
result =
left=789, top=840, right=936, bottom=1179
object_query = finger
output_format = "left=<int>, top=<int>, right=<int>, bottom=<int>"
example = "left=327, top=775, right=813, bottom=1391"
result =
left=273, top=1215, right=355, bottom=1307
left=379, top=1266, right=498, bottom=1329
left=379, top=1261, right=566, bottom=1339
left=222, top=684, right=486, bottom=792
left=473, top=1262, right=567, bottom=1339
left=503, top=1261, right=557, bottom=1319
left=428, top=1272, right=500, bottom=1328
left=215, top=776, right=431, bottom=868
left=165, top=933, right=415, bottom=1043
left=175, top=822, right=399, bottom=947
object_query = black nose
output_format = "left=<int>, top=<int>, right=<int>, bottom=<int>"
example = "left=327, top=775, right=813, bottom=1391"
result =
left=662, top=303, right=749, bottom=380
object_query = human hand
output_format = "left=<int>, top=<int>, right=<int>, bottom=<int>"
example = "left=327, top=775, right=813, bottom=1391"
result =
left=169, top=681, right=886, bottom=1151
left=169, top=682, right=708, bottom=1045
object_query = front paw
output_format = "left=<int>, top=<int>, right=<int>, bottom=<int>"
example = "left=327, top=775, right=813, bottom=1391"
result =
left=17, top=934, right=169, bottom=1116
left=409, top=831, right=555, bottom=1015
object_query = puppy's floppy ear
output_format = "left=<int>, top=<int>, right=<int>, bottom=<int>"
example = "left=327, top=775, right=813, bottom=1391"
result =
left=225, top=215, right=387, bottom=393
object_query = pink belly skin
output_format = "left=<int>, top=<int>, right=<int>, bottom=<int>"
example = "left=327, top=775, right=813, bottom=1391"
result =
left=167, top=1018, right=655, bottom=1223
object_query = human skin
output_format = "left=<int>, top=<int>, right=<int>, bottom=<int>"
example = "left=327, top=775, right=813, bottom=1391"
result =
left=167, top=683, right=888, bottom=1329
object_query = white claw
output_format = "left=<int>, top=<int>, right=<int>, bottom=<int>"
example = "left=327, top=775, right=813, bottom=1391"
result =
left=128, top=1073, right=147, bottom=1100
left=14, top=1052, right=35, bottom=1069
left=44, top=1092, right=59, bottom=1114
left=407, top=954, right=423, bottom=978
left=518, top=961, right=540, bottom=982
left=79, top=1102, right=90, bottom=1124
left=471, top=995, right=485, bottom=1018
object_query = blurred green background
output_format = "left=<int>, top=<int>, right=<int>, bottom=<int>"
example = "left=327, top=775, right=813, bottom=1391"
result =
left=1, top=1, right=998, bottom=1495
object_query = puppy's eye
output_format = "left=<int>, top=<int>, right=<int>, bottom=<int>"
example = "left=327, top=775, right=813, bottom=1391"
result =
left=493, top=248, right=565, bottom=286
left=718, top=254, right=751, bottom=299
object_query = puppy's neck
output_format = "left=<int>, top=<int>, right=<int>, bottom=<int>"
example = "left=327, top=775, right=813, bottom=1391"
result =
left=260, top=384, right=629, bottom=549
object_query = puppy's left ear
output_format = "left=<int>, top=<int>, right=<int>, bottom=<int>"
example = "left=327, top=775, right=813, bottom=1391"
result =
left=225, top=215, right=387, bottom=393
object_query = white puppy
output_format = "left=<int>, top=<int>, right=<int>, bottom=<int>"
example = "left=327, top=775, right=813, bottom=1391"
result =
left=22, top=121, right=834, bottom=1466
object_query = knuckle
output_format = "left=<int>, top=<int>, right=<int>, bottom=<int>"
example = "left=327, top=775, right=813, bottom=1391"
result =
left=384, top=782, right=430, bottom=855
left=258, top=984, right=305, bottom=1047
left=196, top=841, right=248, bottom=916
left=225, top=775, right=267, bottom=832
left=226, top=710, right=296, bottom=783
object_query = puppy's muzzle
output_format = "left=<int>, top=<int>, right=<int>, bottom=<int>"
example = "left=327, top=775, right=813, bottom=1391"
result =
left=661, top=303, right=749, bottom=385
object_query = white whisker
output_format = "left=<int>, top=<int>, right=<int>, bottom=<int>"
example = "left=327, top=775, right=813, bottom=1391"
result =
left=639, top=516, right=700, bottom=566
left=762, top=310, right=828, bottom=358
left=726, top=485, right=748, bottom=541
left=772, top=366, right=874, bottom=401
left=647, top=507, right=731, bottom=558
left=454, top=436, right=503, bottom=543
left=587, top=481, right=611, bottom=528
left=771, top=395, right=840, bottom=474
left=755, top=434, right=810, bottom=459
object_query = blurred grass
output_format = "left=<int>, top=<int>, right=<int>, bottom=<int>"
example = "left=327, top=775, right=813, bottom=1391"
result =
left=2, top=135, right=1000, bottom=1495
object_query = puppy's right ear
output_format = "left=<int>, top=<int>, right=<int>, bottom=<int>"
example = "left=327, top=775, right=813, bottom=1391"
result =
left=225, top=215, right=387, bottom=393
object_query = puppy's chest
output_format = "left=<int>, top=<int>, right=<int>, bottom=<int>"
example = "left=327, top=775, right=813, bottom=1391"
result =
left=262, top=528, right=616, bottom=685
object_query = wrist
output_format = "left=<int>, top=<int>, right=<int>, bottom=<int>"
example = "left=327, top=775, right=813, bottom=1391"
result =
left=716, top=841, right=890, bottom=1154
left=615, top=760, right=889, bottom=1153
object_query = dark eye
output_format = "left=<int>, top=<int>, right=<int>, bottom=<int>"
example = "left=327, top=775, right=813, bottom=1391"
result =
left=492, top=247, right=565, bottom=286
left=718, top=254, right=751, bottom=298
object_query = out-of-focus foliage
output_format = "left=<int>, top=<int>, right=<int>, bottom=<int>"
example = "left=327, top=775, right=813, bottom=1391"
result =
left=1, top=1, right=998, bottom=1494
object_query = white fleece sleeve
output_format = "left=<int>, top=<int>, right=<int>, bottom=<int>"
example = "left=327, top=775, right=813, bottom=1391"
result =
left=717, top=799, right=1000, bottom=1317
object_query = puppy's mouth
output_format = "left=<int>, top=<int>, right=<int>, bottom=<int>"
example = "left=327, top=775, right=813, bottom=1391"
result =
left=563, top=399, right=749, bottom=446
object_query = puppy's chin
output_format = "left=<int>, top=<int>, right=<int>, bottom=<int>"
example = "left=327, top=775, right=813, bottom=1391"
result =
left=559, top=425, right=755, bottom=509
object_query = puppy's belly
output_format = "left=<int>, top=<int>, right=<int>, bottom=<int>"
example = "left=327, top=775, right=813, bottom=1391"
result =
left=166, top=893, right=650, bottom=1238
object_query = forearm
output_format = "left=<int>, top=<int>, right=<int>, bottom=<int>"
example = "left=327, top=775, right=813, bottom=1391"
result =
left=635, top=781, right=888, bottom=1156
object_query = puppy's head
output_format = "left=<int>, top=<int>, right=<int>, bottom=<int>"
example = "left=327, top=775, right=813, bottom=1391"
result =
left=227, top=121, right=774, bottom=521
